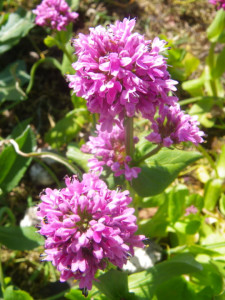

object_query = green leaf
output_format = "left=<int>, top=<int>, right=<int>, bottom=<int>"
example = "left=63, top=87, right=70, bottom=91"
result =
left=44, top=35, right=58, bottom=48
left=45, top=110, right=86, bottom=149
left=182, top=75, right=205, bottom=97
left=212, top=46, right=225, bottom=78
left=66, top=142, right=92, bottom=172
left=4, top=286, right=33, bottom=300
left=133, top=148, right=202, bottom=197
left=0, top=60, right=30, bottom=105
left=156, top=277, right=197, bottom=300
left=204, top=178, right=222, bottom=211
left=66, top=0, right=80, bottom=10
left=168, top=185, right=188, bottom=223
left=188, top=98, right=216, bottom=128
left=95, top=269, right=130, bottom=300
left=216, top=144, right=225, bottom=178
left=207, top=9, right=225, bottom=43
left=219, top=193, right=225, bottom=216
left=65, top=286, right=105, bottom=300
left=174, top=220, right=201, bottom=235
left=0, top=226, right=44, bottom=250
left=0, top=7, right=34, bottom=54
left=0, top=126, right=36, bottom=193
left=128, top=254, right=202, bottom=298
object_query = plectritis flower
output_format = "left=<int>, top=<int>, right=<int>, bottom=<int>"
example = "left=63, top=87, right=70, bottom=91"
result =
left=33, top=0, right=79, bottom=31
left=185, top=205, right=198, bottom=216
left=81, top=124, right=141, bottom=181
left=37, top=173, right=144, bottom=290
left=209, top=0, right=225, bottom=9
left=145, top=104, right=204, bottom=147
left=67, top=18, right=178, bottom=130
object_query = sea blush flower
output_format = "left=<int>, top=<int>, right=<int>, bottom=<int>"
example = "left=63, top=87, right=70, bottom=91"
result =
left=209, top=0, right=225, bottom=9
left=81, top=124, right=141, bottom=181
left=33, top=0, right=79, bottom=31
left=67, top=18, right=178, bottom=130
left=185, top=205, right=198, bottom=216
left=37, top=173, right=144, bottom=290
left=145, top=104, right=204, bottom=147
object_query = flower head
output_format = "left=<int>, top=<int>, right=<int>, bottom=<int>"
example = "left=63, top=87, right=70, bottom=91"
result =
left=67, top=18, right=178, bottom=130
left=209, top=0, right=225, bottom=9
left=146, top=104, right=204, bottom=147
left=81, top=124, right=141, bottom=181
left=185, top=205, right=198, bottom=216
left=37, top=173, right=144, bottom=290
left=33, top=0, right=79, bottom=31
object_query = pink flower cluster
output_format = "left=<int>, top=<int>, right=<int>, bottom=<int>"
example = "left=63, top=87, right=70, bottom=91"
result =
left=209, top=0, right=225, bottom=9
left=146, top=104, right=204, bottom=147
left=37, top=173, right=144, bottom=290
left=33, top=0, right=79, bottom=31
left=67, top=18, right=178, bottom=129
left=81, top=124, right=141, bottom=181
left=185, top=205, right=198, bottom=216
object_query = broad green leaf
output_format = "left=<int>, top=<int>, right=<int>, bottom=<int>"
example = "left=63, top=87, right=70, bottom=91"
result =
left=95, top=269, right=130, bottom=300
left=7, top=118, right=32, bottom=139
left=66, top=142, right=92, bottom=172
left=212, top=46, right=225, bottom=78
left=61, top=43, right=75, bottom=75
left=189, top=245, right=221, bottom=257
left=207, top=9, right=225, bottom=42
left=45, top=110, right=86, bottom=149
left=168, top=185, right=188, bottom=223
left=66, top=0, right=80, bottom=10
left=182, top=52, right=200, bottom=78
left=204, top=178, right=222, bottom=211
left=0, top=126, right=35, bottom=193
left=0, top=60, right=30, bottom=105
left=156, top=277, right=197, bottom=300
left=216, top=144, right=225, bottom=178
left=174, top=220, right=201, bottom=235
left=128, top=254, right=202, bottom=298
left=140, top=193, right=166, bottom=208
left=188, top=98, right=216, bottom=128
left=0, top=7, right=34, bottom=54
left=182, top=75, right=205, bottom=97
left=132, top=148, right=202, bottom=197
left=0, top=226, right=44, bottom=250
left=44, top=35, right=58, bottom=48
left=4, top=286, right=33, bottom=300
left=65, top=286, right=105, bottom=300
left=193, top=261, right=224, bottom=296
left=219, top=193, right=225, bottom=216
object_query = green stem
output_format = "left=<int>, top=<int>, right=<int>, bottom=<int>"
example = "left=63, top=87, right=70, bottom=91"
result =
left=56, top=32, right=74, bottom=64
left=0, top=245, right=5, bottom=293
left=33, top=158, right=62, bottom=187
left=26, top=57, right=62, bottom=94
left=0, top=139, right=82, bottom=180
left=208, top=42, right=218, bottom=97
left=136, top=144, right=162, bottom=165
left=125, top=117, right=134, bottom=159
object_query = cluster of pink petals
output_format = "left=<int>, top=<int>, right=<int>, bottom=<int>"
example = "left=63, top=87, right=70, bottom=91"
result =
left=146, top=104, right=204, bottom=147
left=37, top=173, right=144, bottom=290
left=81, top=124, right=141, bottom=181
left=33, top=0, right=79, bottom=31
left=67, top=18, right=178, bottom=130
left=185, top=205, right=198, bottom=216
left=209, top=0, right=225, bottom=9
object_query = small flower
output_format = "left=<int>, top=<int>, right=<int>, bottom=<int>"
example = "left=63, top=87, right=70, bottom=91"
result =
left=37, top=173, right=144, bottom=290
left=209, top=0, right=225, bottom=10
left=67, top=18, right=178, bottom=130
left=185, top=205, right=198, bottom=216
left=33, top=0, right=79, bottom=31
left=81, top=124, right=141, bottom=181
left=145, top=104, right=204, bottom=147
